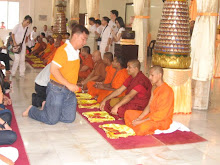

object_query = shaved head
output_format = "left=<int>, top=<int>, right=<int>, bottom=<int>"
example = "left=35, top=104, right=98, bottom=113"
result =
left=128, top=59, right=140, bottom=70
left=104, top=52, right=113, bottom=62
left=150, top=65, right=164, bottom=77
left=92, top=50, right=101, bottom=62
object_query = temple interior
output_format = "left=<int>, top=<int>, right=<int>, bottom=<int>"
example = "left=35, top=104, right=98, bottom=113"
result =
left=0, top=0, right=220, bottom=164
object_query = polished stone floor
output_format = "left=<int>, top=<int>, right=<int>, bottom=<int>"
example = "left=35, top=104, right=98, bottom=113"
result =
left=9, top=63, right=220, bottom=165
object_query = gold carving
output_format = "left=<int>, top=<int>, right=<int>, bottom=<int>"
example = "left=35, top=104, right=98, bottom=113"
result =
left=152, top=53, right=191, bottom=69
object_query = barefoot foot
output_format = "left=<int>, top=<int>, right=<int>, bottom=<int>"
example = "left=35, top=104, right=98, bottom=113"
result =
left=40, top=101, right=46, bottom=110
left=22, top=105, right=32, bottom=117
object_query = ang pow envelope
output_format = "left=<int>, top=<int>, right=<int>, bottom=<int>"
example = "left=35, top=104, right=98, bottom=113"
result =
left=99, top=124, right=136, bottom=139
left=78, top=103, right=100, bottom=109
left=77, top=99, right=97, bottom=105
left=82, top=111, right=115, bottom=123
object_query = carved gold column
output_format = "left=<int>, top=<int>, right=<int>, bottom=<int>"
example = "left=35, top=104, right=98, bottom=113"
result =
left=68, top=0, right=80, bottom=31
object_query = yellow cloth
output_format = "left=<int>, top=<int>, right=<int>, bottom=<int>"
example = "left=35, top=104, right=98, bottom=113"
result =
left=76, top=93, right=93, bottom=100
left=82, top=111, right=115, bottom=123
left=78, top=103, right=100, bottom=109
left=77, top=99, right=97, bottom=105
left=99, top=124, right=136, bottom=139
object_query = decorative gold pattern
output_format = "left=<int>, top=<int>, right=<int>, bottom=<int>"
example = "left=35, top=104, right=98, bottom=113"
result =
left=82, top=111, right=115, bottom=123
left=152, top=53, right=191, bottom=69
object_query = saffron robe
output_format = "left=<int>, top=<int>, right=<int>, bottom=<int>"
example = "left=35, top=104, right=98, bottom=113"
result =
left=124, top=83, right=174, bottom=135
left=96, top=68, right=129, bottom=102
left=79, top=54, right=94, bottom=79
left=87, top=65, right=116, bottom=97
left=104, top=71, right=152, bottom=119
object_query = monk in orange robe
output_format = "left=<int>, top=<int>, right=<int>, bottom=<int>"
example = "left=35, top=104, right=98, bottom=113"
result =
left=95, top=55, right=129, bottom=102
left=32, top=37, right=47, bottom=56
left=124, top=65, right=174, bottom=135
left=100, top=59, right=152, bottom=119
left=39, top=37, right=55, bottom=59
left=87, top=52, right=115, bottom=97
left=79, top=46, right=94, bottom=79
left=79, top=50, right=106, bottom=89
left=43, top=35, right=64, bottom=65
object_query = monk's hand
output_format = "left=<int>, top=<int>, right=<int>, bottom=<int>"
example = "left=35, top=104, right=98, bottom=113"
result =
left=132, top=119, right=143, bottom=126
left=96, top=84, right=105, bottom=89
left=66, top=83, right=79, bottom=92
left=111, top=106, right=118, bottom=115
left=100, top=101, right=106, bottom=111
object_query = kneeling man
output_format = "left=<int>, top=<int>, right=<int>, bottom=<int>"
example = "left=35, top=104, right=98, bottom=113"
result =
left=124, top=66, right=174, bottom=135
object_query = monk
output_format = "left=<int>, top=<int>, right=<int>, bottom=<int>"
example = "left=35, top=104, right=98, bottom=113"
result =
left=78, top=46, right=94, bottom=79
left=87, top=52, right=115, bottom=97
left=43, top=35, right=64, bottom=65
left=79, top=50, right=106, bottom=89
left=94, top=55, right=129, bottom=102
left=31, top=37, right=47, bottom=56
left=124, top=66, right=174, bottom=135
left=100, top=59, right=152, bottom=119
left=39, top=37, right=55, bottom=59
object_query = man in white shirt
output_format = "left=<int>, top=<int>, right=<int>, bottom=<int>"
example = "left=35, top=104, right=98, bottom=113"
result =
left=95, top=19, right=103, bottom=50
left=11, top=15, right=32, bottom=77
left=30, top=26, right=38, bottom=47
left=89, top=17, right=97, bottom=33
left=100, top=17, right=111, bottom=59
left=32, top=63, right=51, bottom=107
left=41, top=25, right=49, bottom=38
left=108, top=10, right=119, bottom=54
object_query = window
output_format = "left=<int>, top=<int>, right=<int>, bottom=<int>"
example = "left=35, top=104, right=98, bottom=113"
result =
left=0, top=1, right=19, bottom=29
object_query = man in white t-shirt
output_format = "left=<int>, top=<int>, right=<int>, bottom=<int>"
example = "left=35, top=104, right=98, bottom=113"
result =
left=11, top=15, right=32, bottom=77
left=41, top=25, right=49, bottom=38
left=32, top=63, right=51, bottom=107
left=99, top=17, right=111, bottom=59
left=108, top=10, right=119, bottom=54
left=89, top=17, right=97, bottom=33
left=30, top=26, right=38, bottom=47
left=95, top=19, right=103, bottom=50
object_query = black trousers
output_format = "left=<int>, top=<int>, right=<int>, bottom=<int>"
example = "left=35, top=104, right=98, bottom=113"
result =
left=0, top=52, right=11, bottom=71
left=32, top=83, right=47, bottom=107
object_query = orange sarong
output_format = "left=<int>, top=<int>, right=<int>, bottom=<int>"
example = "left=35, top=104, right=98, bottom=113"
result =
left=125, top=83, right=174, bottom=135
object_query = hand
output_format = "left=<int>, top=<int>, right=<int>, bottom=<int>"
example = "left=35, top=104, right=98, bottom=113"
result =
left=96, top=84, right=105, bottom=89
left=132, top=119, right=143, bottom=126
left=100, top=101, right=106, bottom=111
left=3, top=96, right=11, bottom=106
left=111, top=106, right=118, bottom=115
left=66, top=83, right=79, bottom=92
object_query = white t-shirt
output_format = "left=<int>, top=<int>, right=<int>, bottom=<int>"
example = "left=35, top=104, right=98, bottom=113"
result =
left=41, top=30, right=49, bottom=37
left=35, top=63, right=51, bottom=86
left=42, top=38, right=48, bottom=44
left=96, top=25, right=103, bottom=35
left=100, top=25, right=111, bottom=44
left=89, top=24, right=97, bottom=33
left=31, top=31, right=38, bottom=41
left=0, top=147, right=19, bottom=165
left=108, top=20, right=118, bottom=34
left=12, top=23, right=31, bottom=45
left=115, top=27, right=125, bottom=44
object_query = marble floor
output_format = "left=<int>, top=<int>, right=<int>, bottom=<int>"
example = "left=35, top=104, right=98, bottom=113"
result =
left=9, top=63, right=220, bottom=165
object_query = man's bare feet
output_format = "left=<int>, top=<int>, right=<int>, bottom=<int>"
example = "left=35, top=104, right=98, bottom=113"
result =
left=3, top=123, right=12, bottom=130
left=40, top=101, right=46, bottom=110
left=22, top=105, right=32, bottom=117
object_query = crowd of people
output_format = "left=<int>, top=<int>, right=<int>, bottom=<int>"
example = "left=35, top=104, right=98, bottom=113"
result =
left=0, top=10, right=175, bottom=164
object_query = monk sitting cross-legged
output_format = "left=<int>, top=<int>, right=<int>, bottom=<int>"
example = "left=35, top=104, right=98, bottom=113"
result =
left=32, top=37, right=47, bottom=56
left=124, top=65, right=174, bottom=135
left=39, top=37, right=55, bottom=60
left=94, top=55, right=129, bottom=103
left=87, top=52, right=116, bottom=97
left=100, top=59, right=152, bottom=119
left=78, top=46, right=94, bottom=79
left=79, top=50, right=106, bottom=89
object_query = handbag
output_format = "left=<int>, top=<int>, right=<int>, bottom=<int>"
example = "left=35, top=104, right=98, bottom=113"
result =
left=12, top=27, right=28, bottom=54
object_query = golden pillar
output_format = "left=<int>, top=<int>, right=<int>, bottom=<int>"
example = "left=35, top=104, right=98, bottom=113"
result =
left=152, top=0, right=191, bottom=69
left=68, top=0, right=80, bottom=31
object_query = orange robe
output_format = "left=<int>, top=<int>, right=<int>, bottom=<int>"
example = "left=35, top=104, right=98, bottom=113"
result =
left=41, top=43, right=55, bottom=59
left=96, top=68, right=129, bottom=102
left=87, top=65, right=116, bottom=97
left=79, top=54, right=94, bottom=79
left=31, top=43, right=40, bottom=52
left=125, top=83, right=174, bottom=135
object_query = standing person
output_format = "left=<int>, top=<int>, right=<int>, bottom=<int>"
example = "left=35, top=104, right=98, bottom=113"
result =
left=111, top=17, right=125, bottom=44
left=88, top=17, right=96, bottom=33
left=99, top=17, right=111, bottom=59
left=108, top=10, right=119, bottom=54
left=42, top=25, right=48, bottom=38
left=95, top=19, right=103, bottom=50
left=30, top=26, right=38, bottom=47
left=23, top=24, right=89, bottom=125
left=11, top=15, right=32, bottom=77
